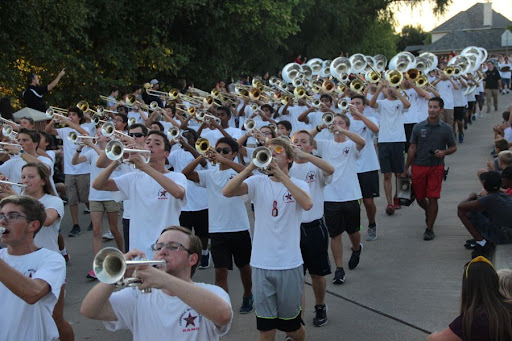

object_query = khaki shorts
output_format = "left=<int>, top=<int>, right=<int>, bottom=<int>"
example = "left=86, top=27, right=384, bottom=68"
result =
left=89, top=200, right=121, bottom=213
left=440, top=109, right=454, bottom=127
left=65, top=174, right=90, bottom=205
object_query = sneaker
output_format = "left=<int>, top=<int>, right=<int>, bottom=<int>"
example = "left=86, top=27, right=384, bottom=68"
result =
left=333, top=267, right=346, bottom=284
left=464, top=239, right=476, bottom=250
left=393, top=198, right=401, bottom=210
left=367, top=225, right=377, bottom=241
left=385, top=204, right=395, bottom=216
left=86, top=270, right=97, bottom=280
left=478, top=112, right=484, bottom=118
left=348, top=243, right=363, bottom=270
left=471, top=242, right=496, bottom=259
left=87, top=222, right=93, bottom=231
left=239, top=294, right=254, bottom=314
left=68, top=224, right=81, bottom=237
left=464, top=122, right=468, bottom=130
left=102, top=231, right=115, bottom=240
left=472, top=114, right=476, bottom=121
left=458, top=134, right=464, bottom=144
left=313, top=304, right=328, bottom=327
left=62, top=252, right=70, bottom=264
left=423, top=228, right=435, bottom=241
left=199, top=252, right=210, bottom=269
left=83, top=208, right=90, bottom=214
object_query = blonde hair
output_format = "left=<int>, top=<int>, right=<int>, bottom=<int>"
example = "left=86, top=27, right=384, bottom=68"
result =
left=498, top=151, right=512, bottom=167
left=497, top=269, right=512, bottom=299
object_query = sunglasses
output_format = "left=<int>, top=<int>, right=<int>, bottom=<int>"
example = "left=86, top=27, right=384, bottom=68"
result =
left=269, top=145, right=284, bottom=154
left=465, top=256, right=493, bottom=278
left=129, top=132, right=144, bottom=138
left=216, top=147, right=232, bottom=154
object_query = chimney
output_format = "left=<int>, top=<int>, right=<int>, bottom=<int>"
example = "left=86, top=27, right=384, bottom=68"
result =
left=483, top=0, right=493, bottom=26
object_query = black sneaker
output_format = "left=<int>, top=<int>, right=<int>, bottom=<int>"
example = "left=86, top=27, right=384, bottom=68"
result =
left=423, top=228, right=435, bottom=241
left=333, top=267, right=346, bottom=284
left=471, top=242, right=496, bottom=259
left=199, top=252, right=210, bottom=269
left=464, top=239, right=476, bottom=250
left=313, top=304, right=328, bottom=327
left=348, top=243, right=363, bottom=270
left=68, top=224, right=81, bottom=237
left=239, top=294, right=254, bottom=314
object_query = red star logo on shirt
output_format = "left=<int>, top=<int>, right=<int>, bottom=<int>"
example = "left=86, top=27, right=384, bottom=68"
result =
left=183, top=313, right=198, bottom=327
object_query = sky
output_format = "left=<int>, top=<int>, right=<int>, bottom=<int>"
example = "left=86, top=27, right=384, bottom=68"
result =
left=392, top=0, right=512, bottom=32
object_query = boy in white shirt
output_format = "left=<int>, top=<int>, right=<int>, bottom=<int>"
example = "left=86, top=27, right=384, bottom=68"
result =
left=183, top=137, right=254, bottom=314
left=290, top=130, right=334, bottom=327
left=223, top=138, right=312, bottom=341
left=369, top=79, right=411, bottom=215
left=309, top=114, right=366, bottom=285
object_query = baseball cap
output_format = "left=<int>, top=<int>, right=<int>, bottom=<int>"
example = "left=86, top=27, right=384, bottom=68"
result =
left=150, top=79, right=159, bottom=85
left=480, top=171, right=502, bottom=192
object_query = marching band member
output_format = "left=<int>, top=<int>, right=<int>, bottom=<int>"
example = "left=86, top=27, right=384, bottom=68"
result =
left=182, top=137, right=254, bottom=314
left=80, top=226, right=233, bottom=340
left=92, top=131, right=187, bottom=259
left=309, top=114, right=366, bottom=284
left=290, top=130, right=334, bottom=327
left=223, top=138, right=312, bottom=341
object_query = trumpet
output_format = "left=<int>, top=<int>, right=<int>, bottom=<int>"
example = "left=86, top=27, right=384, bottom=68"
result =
left=322, top=112, right=334, bottom=125
left=2, top=125, right=16, bottom=138
left=312, top=99, right=322, bottom=109
left=96, top=105, right=117, bottom=116
left=294, top=86, right=309, bottom=99
left=0, top=117, right=20, bottom=128
left=365, top=70, right=381, bottom=83
left=384, top=70, right=404, bottom=87
left=252, top=146, right=272, bottom=170
left=128, top=117, right=137, bottom=126
left=202, top=114, right=221, bottom=125
left=350, top=79, right=365, bottom=94
left=92, top=115, right=108, bottom=126
left=322, top=80, right=335, bottom=93
left=105, top=140, right=151, bottom=164
left=46, top=107, right=69, bottom=121
left=166, top=126, right=180, bottom=140
left=93, top=247, right=166, bottom=292
left=244, top=119, right=256, bottom=132
left=0, top=142, right=22, bottom=149
left=101, top=122, right=131, bottom=140
left=336, top=83, right=348, bottom=94
left=338, top=99, right=350, bottom=110
left=195, top=137, right=216, bottom=165
left=415, top=75, right=429, bottom=88
left=67, top=132, right=96, bottom=145
left=405, top=69, right=421, bottom=82
left=0, top=180, right=27, bottom=188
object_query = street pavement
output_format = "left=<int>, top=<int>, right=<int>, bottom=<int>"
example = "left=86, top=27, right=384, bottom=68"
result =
left=59, top=94, right=511, bottom=340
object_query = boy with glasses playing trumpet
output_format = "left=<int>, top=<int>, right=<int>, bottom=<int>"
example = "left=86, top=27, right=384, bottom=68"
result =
left=182, top=136, right=254, bottom=314
left=80, top=226, right=233, bottom=340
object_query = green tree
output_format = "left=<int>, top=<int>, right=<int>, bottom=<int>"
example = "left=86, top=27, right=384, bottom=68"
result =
left=396, top=25, right=427, bottom=52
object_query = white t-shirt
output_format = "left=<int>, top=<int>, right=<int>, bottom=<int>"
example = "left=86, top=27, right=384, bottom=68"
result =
left=56, top=125, right=94, bottom=175
left=197, top=169, right=250, bottom=233
left=316, top=139, right=362, bottom=202
left=168, top=149, right=208, bottom=212
left=244, top=175, right=309, bottom=270
left=289, top=162, right=332, bottom=223
left=452, top=79, right=467, bottom=107
left=112, top=171, right=187, bottom=259
left=84, top=149, right=122, bottom=201
left=436, top=80, right=454, bottom=109
left=286, top=105, right=311, bottom=133
left=200, top=127, right=244, bottom=147
left=34, top=194, right=64, bottom=253
left=0, top=248, right=65, bottom=341
left=0, top=155, right=25, bottom=194
left=402, top=89, right=421, bottom=124
left=104, top=284, right=232, bottom=341
left=504, top=127, right=512, bottom=143
left=347, top=116, right=380, bottom=172
left=375, top=99, right=406, bottom=142
left=498, top=62, right=511, bottom=79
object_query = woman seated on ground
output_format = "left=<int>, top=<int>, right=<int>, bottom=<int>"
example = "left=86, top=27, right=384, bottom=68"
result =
left=428, top=256, right=512, bottom=341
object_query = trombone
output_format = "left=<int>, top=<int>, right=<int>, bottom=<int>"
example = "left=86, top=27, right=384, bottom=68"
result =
left=101, top=122, right=131, bottom=140
left=0, top=117, right=20, bottom=128
left=105, top=140, right=151, bottom=164
left=195, top=137, right=217, bottom=165
left=349, top=79, right=365, bottom=94
left=46, top=107, right=69, bottom=121
left=166, top=126, right=181, bottom=141
left=244, top=119, right=257, bottom=132
left=93, top=247, right=165, bottom=292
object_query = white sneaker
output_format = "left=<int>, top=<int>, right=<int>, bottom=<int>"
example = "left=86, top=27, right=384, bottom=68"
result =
left=478, top=112, right=484, bottom=118
left=102, top=231, right=114, bottom=240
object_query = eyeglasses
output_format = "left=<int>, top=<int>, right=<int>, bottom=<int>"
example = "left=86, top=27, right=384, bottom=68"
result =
left=114, top=119, right=124, bottom=123
left=0, top=212, right=29, bottom=224
left=129, top=132, right=144, bottom=138
left=22, top=117, right=34, bottom=123
left=465, top=256, right=494, bottom=278
left=216, top=147, right=232, bottom=154
left=151, top=241, right=192, bottom=254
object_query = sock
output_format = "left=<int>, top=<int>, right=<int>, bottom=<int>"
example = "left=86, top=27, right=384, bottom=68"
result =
left=476, top=239, right=487, bottom=247
left=202, top=249, right=209, bottom=256
left=60, top=247, right=67, bottom=255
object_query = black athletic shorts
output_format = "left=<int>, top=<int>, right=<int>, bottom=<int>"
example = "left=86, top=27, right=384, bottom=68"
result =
left=378, top=142, right=405, bottom=174
left=210, top=230, right=252, bottom=270
left=324, top=200, right=361, bottom=237
left=454, top=106, right=466, bottom=121
left=179, top=209, right=209, bottom=238
left=357, top=170, right=380, bottom=198
left=300, top=218, right=331, bottom=276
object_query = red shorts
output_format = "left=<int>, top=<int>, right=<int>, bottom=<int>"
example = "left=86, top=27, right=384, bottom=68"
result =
left=411, top=165, right=444, bottom=200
